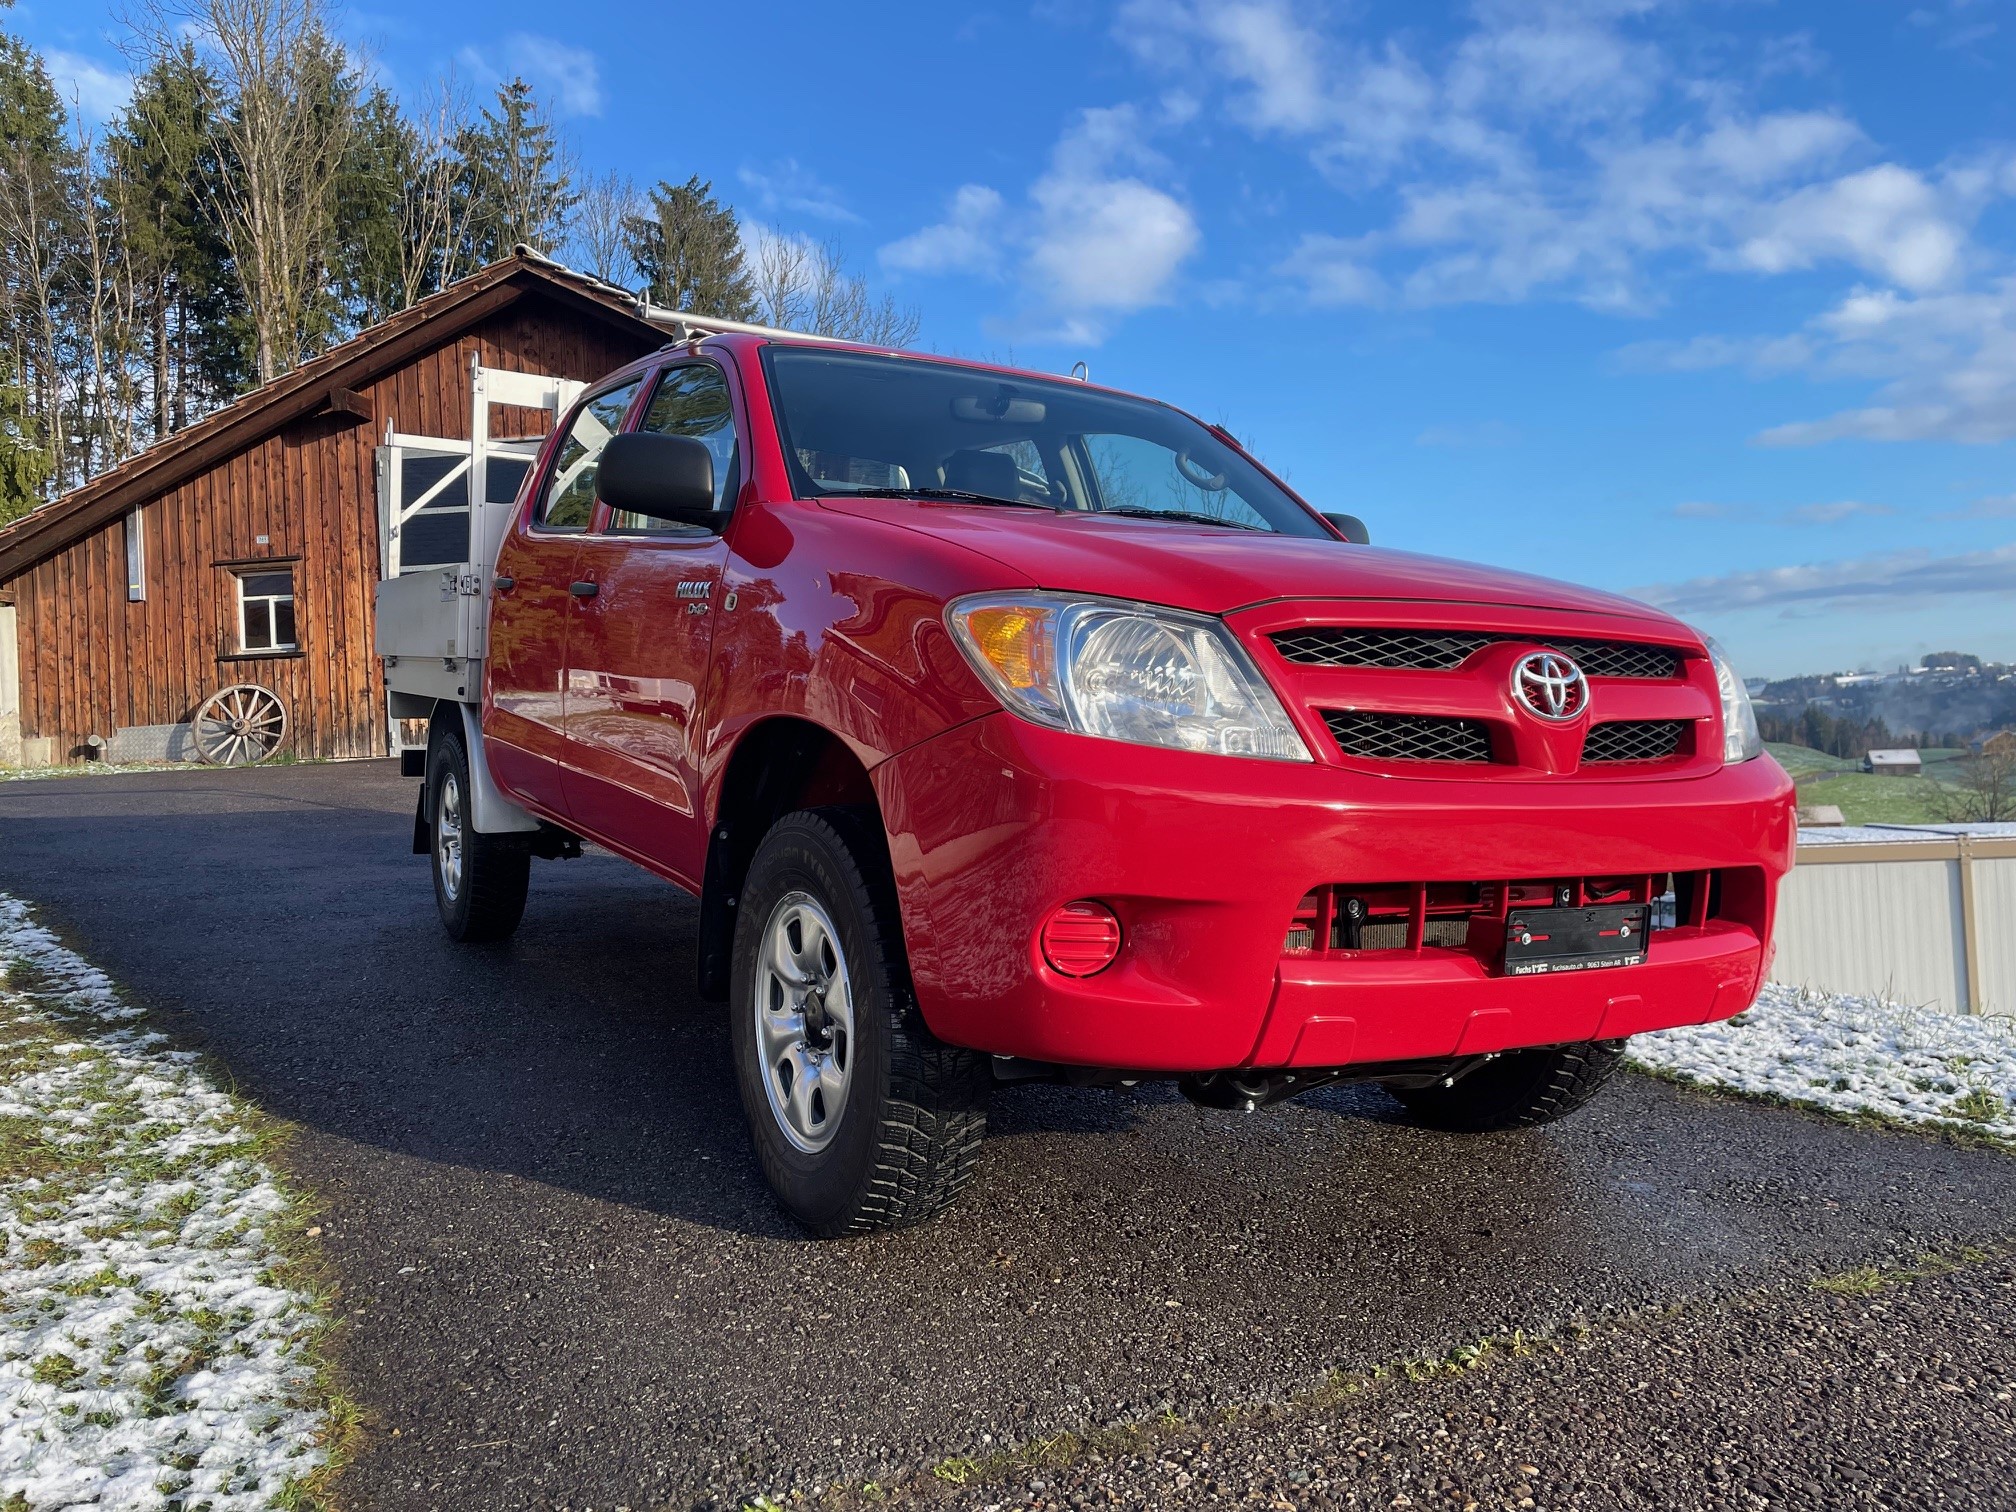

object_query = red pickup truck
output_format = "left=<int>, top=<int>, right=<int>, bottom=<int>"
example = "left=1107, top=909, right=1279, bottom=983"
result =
left=384, top=326, right=1796, bottom=1235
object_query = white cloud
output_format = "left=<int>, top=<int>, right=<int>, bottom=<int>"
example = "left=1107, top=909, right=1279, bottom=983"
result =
left=1781, top=500, right=1895, bottom=525
left=43, top=50, right=133, bottom=125
left=738, top=159, right=860, bottom=224
left=1634, top=544, right=2016, bottom=616
left=877, top=106, right=1198, bottom=343
left=458, top=35, right=603, bottom=117
left=1936, top=494, right=2016, bottom=520
left=1028, top=175, right=1198, bottom=314
left=1671, top=277, right=2016, bottom=445
left=1740, top=165, right=1965, bottom=291
left=1124, top=1, right=2005, bottom=318
left=879, top=186, right=1006, bottom=276
left=1275, top=234, right=1385, bottom=306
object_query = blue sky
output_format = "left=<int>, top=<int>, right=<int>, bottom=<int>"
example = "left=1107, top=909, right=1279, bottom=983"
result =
left=17, top=0, right=2016, bottom=679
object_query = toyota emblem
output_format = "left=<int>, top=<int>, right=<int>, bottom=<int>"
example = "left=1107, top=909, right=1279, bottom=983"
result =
left=1511, top=651, right=1589, bottom=721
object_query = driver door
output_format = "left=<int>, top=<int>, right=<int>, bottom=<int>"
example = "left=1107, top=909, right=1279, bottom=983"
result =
left=560, top=359, right=743, bottom=885
left=484, top=378, right=643, bottom=817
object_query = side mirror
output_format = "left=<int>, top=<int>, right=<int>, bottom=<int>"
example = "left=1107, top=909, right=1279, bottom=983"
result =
left=597, top=431, right=719, bottom=528
left=1323, top=512, right=1371, bottom=545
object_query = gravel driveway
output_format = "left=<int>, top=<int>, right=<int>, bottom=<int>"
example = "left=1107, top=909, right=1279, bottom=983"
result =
left=1, top=761, right=2012, bottom=1510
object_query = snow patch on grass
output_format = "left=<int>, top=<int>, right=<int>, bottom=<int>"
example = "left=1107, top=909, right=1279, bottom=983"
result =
left=1630, top=983, right=2016, bottom=1142
left=0, top=894, right=333, bottom=1509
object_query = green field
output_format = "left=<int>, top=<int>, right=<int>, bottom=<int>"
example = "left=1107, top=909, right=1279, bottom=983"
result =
left=1765, top=741, right=1857, bottom=776
left=1765, top=742, right=1973, bottom=825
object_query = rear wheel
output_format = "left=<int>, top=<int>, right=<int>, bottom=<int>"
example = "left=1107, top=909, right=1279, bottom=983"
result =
left=730, top=807, right=989, bottom=1235
left=1387, top=1040, right=1626, bottom=1132
left=429, top=728, right=529, bottom=943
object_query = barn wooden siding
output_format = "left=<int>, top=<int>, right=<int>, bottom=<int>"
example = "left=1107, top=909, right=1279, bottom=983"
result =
left=6, top=292, right=657, bottom=761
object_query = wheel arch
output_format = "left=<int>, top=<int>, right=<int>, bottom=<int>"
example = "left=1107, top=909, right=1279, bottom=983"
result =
left=699, top=716, right=882, bottom=1001
left=420, top=700, right=540, bottom=837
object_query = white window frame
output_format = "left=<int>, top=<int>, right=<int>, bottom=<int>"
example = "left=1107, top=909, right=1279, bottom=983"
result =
left=235, top=568, right=298, bottom=654
left=125, top=507, right=146, bottom=601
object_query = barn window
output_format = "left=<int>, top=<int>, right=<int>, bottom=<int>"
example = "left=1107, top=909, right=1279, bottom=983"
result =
left=236, top=569, right=298, bottom=653
left=125, top=507, right=146, bottom=601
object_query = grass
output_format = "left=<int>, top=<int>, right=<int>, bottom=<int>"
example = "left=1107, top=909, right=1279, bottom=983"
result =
left=1631, top=1059, right=2016, bottom=1152
left=1795, top=771, right=1955, bottom=825
left=0, top=896, right=353, bottom=1508
left=1768, top=741, right=1859, bottom=776
left=1811, top=1247, right=1993, bottom=1296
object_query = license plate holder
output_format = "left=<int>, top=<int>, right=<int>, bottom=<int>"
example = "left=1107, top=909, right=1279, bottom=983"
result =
left=1501, top=903, right=1649, bottom=976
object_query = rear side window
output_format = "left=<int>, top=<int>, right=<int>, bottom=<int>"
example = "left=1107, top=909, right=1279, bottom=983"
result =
left=617, top=363, right=739, bottom=530
left=538, top=380, right=641, bottom=529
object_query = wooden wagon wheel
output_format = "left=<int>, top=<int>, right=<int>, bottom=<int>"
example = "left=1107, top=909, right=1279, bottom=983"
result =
left=192, top=684, right=289, bottom=766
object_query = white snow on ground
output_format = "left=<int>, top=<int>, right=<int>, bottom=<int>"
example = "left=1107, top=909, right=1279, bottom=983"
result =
left=1630, top=982, right=2016, bottom=1142
left=0, top=894, right=330, bottom=1509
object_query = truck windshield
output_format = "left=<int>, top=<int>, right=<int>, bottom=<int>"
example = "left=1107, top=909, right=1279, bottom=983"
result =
left=762, top=347, right=1326, bottom=538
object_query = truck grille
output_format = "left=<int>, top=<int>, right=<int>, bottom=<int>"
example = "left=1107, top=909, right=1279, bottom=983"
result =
left=1273, top=629, right=1682, bottom=679
left=1323, top=711, right=1494, bottom=763
left=1582, top=720, right=1687, bottom=763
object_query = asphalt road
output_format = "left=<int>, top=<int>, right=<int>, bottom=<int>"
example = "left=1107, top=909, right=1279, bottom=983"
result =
left=1, top=762, right=2013, bottom=1511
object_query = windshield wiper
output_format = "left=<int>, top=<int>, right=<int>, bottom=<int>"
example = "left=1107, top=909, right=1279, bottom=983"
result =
left=1095, top=506, right=1268, bottom=532
left=846, top=486, right=1063, bottom=512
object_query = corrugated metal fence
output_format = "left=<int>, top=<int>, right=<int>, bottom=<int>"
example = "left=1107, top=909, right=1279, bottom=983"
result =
left=1772, top=828, right=2016, bottom=1016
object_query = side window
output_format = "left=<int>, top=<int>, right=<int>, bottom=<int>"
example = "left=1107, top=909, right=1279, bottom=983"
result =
left=537, top=380, right=642, bottom=529
left=235, top=568, right=297, bottom=653
left=618, top=363, right=739, bottom=531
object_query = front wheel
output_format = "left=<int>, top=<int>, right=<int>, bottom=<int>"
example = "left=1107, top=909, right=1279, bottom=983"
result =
left=1387, top=1040, right=1626, bottom=1132
left=730, top=807, right=989, bottom=1235
left=428, top=728, right=530, bottom=943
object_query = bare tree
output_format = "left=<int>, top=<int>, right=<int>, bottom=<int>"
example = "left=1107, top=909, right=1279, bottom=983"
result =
left=143, top=0, right=361, bottom=382
left=747, top=225, right=919, bottom=345
left=395, top=76, right=473, bottom=305
left=1935, top=745, right=2016, bottom=824
left=568, top=169, right=639, bottom=286
left=72, top=119, right=146, bottom=477
left=0, top=34, right=77, bottom=499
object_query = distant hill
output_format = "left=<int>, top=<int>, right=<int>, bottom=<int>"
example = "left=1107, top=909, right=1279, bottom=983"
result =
left=1755, top=654, right=2014, bottom=756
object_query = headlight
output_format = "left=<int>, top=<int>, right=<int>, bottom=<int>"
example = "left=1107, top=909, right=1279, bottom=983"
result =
left=947, top=593, right=1312, bottom=761
left=1705, top=637, right=1762, bottom=763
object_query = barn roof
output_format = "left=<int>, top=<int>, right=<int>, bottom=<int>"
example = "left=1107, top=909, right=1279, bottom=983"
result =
left=0, top=254, right=663, bottom=585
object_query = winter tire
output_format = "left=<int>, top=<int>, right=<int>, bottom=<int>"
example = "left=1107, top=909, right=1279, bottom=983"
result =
left=429, top=726, right=530, bottom=943
left=1389, top=1040, right=1626, bottom=1132
left=731, top=806, right=989, bottom=1235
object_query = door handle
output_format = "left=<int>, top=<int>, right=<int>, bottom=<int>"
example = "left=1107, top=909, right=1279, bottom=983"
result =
left=569, top=580, right=599, bottom=598
left=492, top=575, right=515, bottom=593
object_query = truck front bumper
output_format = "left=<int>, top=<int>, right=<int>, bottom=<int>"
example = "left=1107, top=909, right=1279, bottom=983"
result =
left=873, top=713, right=1797, bottom=1073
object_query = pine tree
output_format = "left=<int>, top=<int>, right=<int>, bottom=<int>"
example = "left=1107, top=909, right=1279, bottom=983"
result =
left=107, top=44, right=244, bottom=437
left=334, top=83, right=418, bottom=326
left=451, top=78, right=575, bottom=266
left=622, top=175, right=755, bottom=318
left=0, top=24, right=79, bottom=499
left=0, top=357, right=48, bottom=523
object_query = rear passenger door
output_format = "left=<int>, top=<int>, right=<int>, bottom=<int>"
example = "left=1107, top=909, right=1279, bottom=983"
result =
left=559, top=360, right=742, bottom=885
left=484, top=377, right=643, bottom=818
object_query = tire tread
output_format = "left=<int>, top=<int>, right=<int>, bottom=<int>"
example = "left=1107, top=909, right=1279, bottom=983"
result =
left=738, top=807, right=988, bottom=1235
left=432, top=729, right=530, bottom=944
left=1391, top=1039, right=1625, bottom=1132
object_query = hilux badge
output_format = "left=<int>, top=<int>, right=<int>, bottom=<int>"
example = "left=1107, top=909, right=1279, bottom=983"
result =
left=1511, top=651, right=1589, bottom=721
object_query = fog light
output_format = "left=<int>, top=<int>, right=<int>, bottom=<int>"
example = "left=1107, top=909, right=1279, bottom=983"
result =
left=1040, top=900, right=1122, bottom=977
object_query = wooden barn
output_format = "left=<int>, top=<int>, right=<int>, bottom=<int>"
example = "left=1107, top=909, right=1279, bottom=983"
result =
left=0, top=255, right=663, bottom=766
